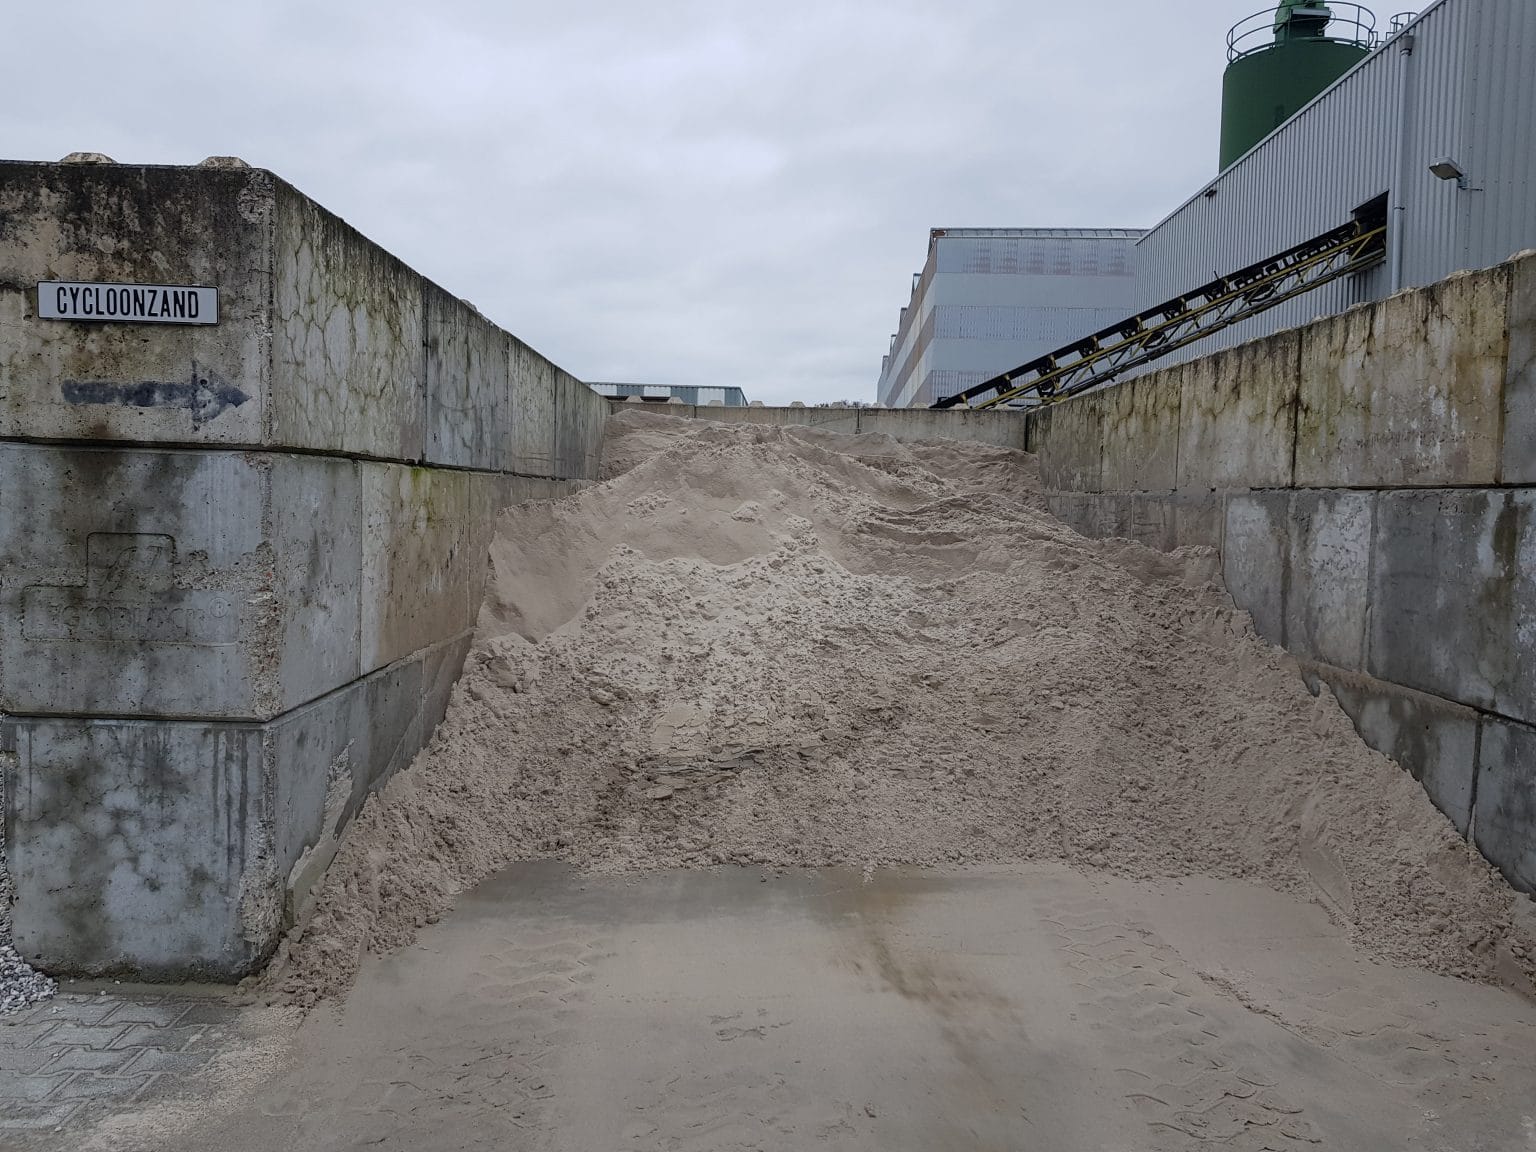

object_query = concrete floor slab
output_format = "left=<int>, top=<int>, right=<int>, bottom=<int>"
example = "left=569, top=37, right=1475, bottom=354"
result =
left=8, top=863, right=1536, bottom=1152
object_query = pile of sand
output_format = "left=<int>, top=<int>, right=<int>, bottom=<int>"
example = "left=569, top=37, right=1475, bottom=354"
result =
left=265, top=410, right=1535, bottom=1006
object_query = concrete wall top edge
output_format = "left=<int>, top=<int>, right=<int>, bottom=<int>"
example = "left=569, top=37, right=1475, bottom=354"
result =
left=0, top=160, right=599, bottom=481
left=1027, top=254, right=1528, bottom=496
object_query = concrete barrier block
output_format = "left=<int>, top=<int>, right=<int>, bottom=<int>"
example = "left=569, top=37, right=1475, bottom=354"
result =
left=270, top=183, right=425, bottom=461
left=0, top=445, right=361, bottom=720
left=705, top=406, right=861, bottom=433
left=1033, top=394, right=1105, bottom=493
left=509, top=339, right=558, bottom=476
left=1472, top=718, right=1536, bottom=892
left=1223, top=492, right=1288, bottom=645
left=0, top=161, right=274, bottom=445
left=1044, top=492, right=1095, bottom=537
left=1313, top=666, right=1481, bottom=836
left=1503, top=252, right=1536, bottom=484
left=1090, top=493, right=1135, bottom=539
left=2, top=715, right=272, bottom=978
left=1171, top=493, right=1225, bottom=550
left=1102, top=373, right=1180, bottom=492
left=360, top=463, right=477, bottom=673
left=856, top=408, right=1026, bottom=449
left=2, top=634, right=476, bottom=977
left=1369, top=489, right=1535, bottom=724
left=554, top=375, right=608, bottom=480
left=271, top=650, right=431, bottom=920
left=1296, top=268, right=1507, bottom=487
left=1283, top=490, right=1373, bottom=671
left=1128, top=495, right=1178, bottom=551
left=424, top=283, right=513, bottom=472
left=1178, top=330, right=1299, bottom=491
left=269, top=455, right=364, bottom=711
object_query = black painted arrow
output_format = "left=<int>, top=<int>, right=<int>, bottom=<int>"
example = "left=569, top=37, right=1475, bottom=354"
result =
left=61, top=366, right=252, bottom=428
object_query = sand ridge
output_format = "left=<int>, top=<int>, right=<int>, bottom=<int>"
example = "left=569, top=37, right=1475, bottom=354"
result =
left=263, top=410, right=1536, bottom=1007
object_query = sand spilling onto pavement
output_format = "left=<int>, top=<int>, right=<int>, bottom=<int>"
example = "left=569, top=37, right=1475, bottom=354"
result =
left=264, top=410, right=1535, bottom=1007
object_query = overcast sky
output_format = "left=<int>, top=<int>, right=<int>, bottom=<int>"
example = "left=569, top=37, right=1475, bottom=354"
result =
left=7, top=0, right=1272, bottom=404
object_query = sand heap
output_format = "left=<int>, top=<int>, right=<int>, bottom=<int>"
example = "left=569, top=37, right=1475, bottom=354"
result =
left=267, top=410, right=1535, bottom=1006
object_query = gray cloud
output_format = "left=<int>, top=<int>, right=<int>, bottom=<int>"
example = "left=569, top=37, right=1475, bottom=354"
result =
left=7, top=0, right=1269, bottom=403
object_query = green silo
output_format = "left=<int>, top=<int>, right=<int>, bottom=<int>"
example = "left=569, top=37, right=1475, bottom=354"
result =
left=1220, top=2, right=1374, bottom=170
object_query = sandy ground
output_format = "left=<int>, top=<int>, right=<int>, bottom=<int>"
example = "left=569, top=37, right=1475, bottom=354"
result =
left=50, top=861, right=1536, bottom=1152
left=267, top=412, right=1535, bottom=1006
left=10, top=412, right=1535, bottom=1150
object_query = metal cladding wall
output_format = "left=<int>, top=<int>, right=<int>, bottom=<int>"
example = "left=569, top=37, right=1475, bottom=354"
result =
left=878, top=229, right=1143, bottom=408
left=1132, top=0, right=1536, bottom=365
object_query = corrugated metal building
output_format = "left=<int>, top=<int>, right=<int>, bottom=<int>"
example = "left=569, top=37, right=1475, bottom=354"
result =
left=1131, top=0, right=1536, bottom=365
left=876, top=229, right=1145, bottom=409
left=876, top=0, right=1536, bottom=404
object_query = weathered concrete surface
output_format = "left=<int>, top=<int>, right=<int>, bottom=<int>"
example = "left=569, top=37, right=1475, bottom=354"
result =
left=1283, top=490, right=1373, bottom=672
left=0, top=445, right=361, bottom=720
left=510, top=339, right=559, bottom=476
left=359, top=464, right=474, bottom=675
left=1, top=632, right=475, bottom=979
left=1178, top=330, right=1299, bottom=491
left=1222, top=492, right=1289, bottom=646
left=270, top=184, right=425, bottom=461
left=613, top=403, right=1030, bottom=450
left=1102, top=372, right=1180, bottom=493
left=0, top=160, right=593, bottom=475
left=1310, top=663, right=1483, bottom=836
left=855, top=407, right=1024, bottom=448
left=701, top=405, right=862, bottom=433
left=0, top=163, right=273, bottom=446
left=424, top=283, right=512, bottom=472
left=1, top=716, right=272, bottom=978
left=1024, top=254, right=1536, bottom=891
left=0, top=160, right=605, bottom=977
left=1029, top=394, right=1105, bottom=492
left=1295, top=271, right=1508, bottom=488
left=1473, top=719, right=1536, bottom=892
left=1369, top=489, right=1535, bottom=725
left=1504, top=253, right=1536, bottom=484
left=555, top=365, right=608, bottom=479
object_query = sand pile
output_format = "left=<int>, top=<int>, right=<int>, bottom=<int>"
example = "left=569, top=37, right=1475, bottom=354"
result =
left=266, top=410, right=1535, bottom=1006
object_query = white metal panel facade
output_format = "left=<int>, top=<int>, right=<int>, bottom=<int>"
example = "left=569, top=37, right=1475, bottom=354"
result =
left=1129, top=0, right=1536, bottom=366
left=877, top=230, right=1144, bottom=408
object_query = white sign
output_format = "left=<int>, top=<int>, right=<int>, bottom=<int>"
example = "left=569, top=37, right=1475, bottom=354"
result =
left=37, top=281, right=218, bottom=325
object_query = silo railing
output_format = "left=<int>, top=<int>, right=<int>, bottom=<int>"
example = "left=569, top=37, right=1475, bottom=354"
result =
left=1227, top=3, right=1379, bottom=61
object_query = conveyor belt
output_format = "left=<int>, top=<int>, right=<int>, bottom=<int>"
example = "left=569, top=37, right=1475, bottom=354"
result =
left=931, top=207, right=1389, bottom=410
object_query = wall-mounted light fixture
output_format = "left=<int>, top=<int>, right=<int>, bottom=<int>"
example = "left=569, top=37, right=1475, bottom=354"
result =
left=1429, top=157, right=1469, bottom=188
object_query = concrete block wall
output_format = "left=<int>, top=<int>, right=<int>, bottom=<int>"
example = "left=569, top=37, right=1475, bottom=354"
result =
left=1023, top=254, right=1536, bottom=893
left=0, top=160, right=602, bottom=978
left=613, top=402, right=1028, bottom=450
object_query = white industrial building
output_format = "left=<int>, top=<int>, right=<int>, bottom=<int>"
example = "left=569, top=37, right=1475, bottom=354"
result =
left=876, top=229, right=1144, bottom=410
left=588, top=382, right=749, bottom=407
left=877, top=0, right=1536, bottom=407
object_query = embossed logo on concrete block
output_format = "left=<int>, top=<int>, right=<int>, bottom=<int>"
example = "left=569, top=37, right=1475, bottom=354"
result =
left=20, top=534, right=239, bottom=647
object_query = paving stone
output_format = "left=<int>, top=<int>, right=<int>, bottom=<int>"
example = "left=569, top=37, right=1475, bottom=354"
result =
left=38, top=1046, right=139, bottom=1074
left=99, top=1000, right=191, bottom=1027
left=0, top=1101, right=82, bottom=1131
left=27, top=1023, right=128, bottom=1051
left=4, top=1072, right=77, bottom=1102
left=119, top=1045, right=220, bottom=1075
left=174, top=1000, right=243, bottom=1027
left=5, top=994, right=118, bottom=1027
left=108, top=1023, right=207, bottom=1052
left=0, top=1046, right=55, bottom=1073
left=50, top=1071, right=158, bottom=1102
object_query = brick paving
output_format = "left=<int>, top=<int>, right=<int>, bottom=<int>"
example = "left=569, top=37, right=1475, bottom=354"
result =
left=0, top=988, right=239, bottom=1138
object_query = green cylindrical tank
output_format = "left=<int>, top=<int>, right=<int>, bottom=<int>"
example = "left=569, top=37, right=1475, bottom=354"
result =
left=1219, top=2, right=1373, bottom=170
